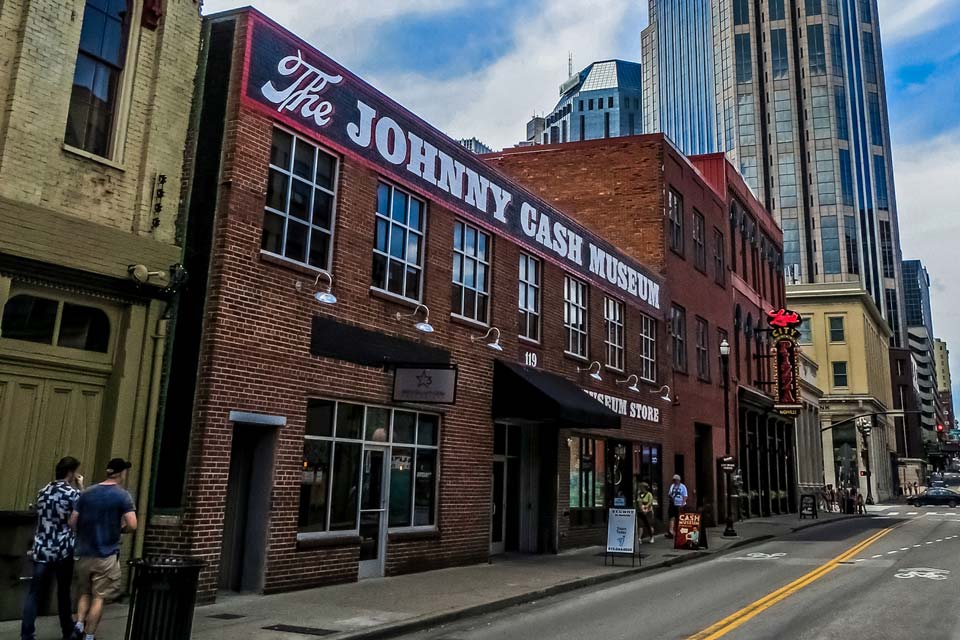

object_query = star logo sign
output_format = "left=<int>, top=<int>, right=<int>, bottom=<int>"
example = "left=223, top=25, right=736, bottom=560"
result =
left=415, top=370, right=433, bottom=388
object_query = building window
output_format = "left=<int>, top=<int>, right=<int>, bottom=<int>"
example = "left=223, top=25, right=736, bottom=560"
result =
left=607, top=96, right=614, bottom=109
left=806, top=0, right=822, bottom=15
left=64, top=0, right=131, bottom=157
left=671, top=305, right=687, bottom=372
left=263, top=129, right=338, bottom=269
left=863, top=33, right=878, bottom=84
left=880, top=220, right=895, bottom=278
left=372, top=182, right=425, bottom=300
left=588, top=99, right=594, bottom=110
left=452, top=221, right=491, bottom=323
left=1, top=294, right=111, bottom=353
left=830, top=24, right=844, bottom=77
left=839, top=149, right=854, bottom=206
left=695, top=317, right=710, bottom=381
left=832, top=361, right=848, bottom=387
left=639, top=313, right=657, bottom=383
left=859, top=0, right=871, bottom=22
left=829, top=316, right=845, bottom=342
left=564, top=276, right=589, bottom=358
left=808, top=24, right=826, bottom=75
left=299, top=400, right=439, bottom=534
left=734, top=0, right=749, bottom=24
left=845, top=215, right=860, bottom=275
left=604, top=112, right=611, bottom=138
left=604, top=297, right=625, bottom=371
left=821, top=216, right=841, bottom=275
left=568, top=437, right=605, bottom=509
left=668, top=189, right=684, bottom=255
left=518, top=253, right=541, bottom=342
left=874, top=155, right=889, bottom=210
left=713, top=229, right=726, bottom=285
left=735, top=34, right=753, bottom=83
left=693, top=211, right=706, bottom=272
left=771, top=29, right=789, bottom=79
left=835, top=86, right=849, bottom=140
left=868, top=92, right=883, bottom=146
left=798, top=318, right=812, bottom=344
left=770, top=0, right=786, bottom=20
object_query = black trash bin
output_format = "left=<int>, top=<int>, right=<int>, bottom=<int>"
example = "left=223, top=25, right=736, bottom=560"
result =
left=125, top=557, right=205, bottom=640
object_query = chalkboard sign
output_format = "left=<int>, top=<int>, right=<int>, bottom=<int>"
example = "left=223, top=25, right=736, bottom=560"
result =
left=674, top=511, right=708, bottom=550
left=800, top=493, right=818, bottom=519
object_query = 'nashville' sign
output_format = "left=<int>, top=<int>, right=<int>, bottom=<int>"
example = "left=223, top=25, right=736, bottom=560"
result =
left=241, top=13, right=662, bottom=313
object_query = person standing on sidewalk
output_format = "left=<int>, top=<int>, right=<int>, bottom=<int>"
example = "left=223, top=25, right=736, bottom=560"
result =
left=21, top=457, right=83, bottom=640
left=635, top=482, right=655, bottom=544
left=68, top=458, right=137, bottom=640
left=665, top=475, right=687, bottom=539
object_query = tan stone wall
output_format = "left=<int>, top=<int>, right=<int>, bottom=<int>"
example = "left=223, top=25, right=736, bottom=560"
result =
left=0, top=0, right=201, bottom=247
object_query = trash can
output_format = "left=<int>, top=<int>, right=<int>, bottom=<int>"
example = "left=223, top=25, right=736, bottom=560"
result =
left=125, top=557, right=205, bottom=640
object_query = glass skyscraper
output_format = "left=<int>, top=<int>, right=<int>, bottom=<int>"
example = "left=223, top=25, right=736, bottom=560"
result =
left=527, top=60, right=642, bottom=145
left=902, top=260, right=941, bottom=439
left=643, top=0, right=906, bottom=346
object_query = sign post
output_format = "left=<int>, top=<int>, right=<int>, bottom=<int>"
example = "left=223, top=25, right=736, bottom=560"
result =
left=605, top=508, right=639, bottom=566
left=674, top=511, right=708, bottom=551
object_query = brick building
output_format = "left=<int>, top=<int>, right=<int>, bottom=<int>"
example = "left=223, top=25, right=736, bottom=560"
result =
left=0, top=0, right=200, bottom=619
left=486, top=137, right=793, bottom=523
left=147, top=9, right=673, bottom=601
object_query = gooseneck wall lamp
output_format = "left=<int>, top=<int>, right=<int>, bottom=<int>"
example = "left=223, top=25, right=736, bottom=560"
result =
left=396, top=304, right=434, bottom=333
left=578, top=360, right=603, bottom=382
left=616, top=374, right=641, bottom=393
left=653, top=385, right=672, bottom=402
left=471, top=327, right=503, bottom=351
left=312, top=271, right=337, bottom=305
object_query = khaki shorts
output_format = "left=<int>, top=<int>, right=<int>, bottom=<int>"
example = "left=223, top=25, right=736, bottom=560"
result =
left=75, top=555, right=122, bottom=601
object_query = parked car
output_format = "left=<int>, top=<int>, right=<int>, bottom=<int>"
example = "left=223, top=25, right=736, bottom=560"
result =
left=908, top=488, right=960, bottom=507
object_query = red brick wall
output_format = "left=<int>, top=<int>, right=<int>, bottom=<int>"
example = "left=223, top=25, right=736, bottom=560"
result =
left=151, top=13, right=673, bottom=602
left=486, top=136, right=740, bottom=523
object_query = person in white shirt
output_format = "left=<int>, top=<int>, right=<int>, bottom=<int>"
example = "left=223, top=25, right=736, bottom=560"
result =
left=665, top=474, right=688, bottom=538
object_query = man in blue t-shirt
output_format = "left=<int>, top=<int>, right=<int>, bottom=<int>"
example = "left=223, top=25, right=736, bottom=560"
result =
left=68, top=458, right=137, bottom=640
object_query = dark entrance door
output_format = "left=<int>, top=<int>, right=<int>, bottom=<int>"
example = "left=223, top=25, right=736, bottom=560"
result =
left=220, top=423, right=277, bottom=592
left=694, top=424, right=715, bottom=525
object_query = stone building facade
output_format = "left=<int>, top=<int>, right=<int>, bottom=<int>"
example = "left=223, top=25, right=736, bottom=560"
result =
left=0, top=0, right=201, bottom=619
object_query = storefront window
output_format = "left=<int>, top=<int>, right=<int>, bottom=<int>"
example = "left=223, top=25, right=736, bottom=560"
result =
left=569, top=437, right=606, bottom=509
left=299, top=400, right=440, bottom=535
left=1, top=293, right=111, bottom=353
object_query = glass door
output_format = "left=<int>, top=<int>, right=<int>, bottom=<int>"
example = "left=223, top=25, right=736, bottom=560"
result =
left=358, top=446, right=388, bottom=578
left=490, top=458, right=506, bottom=555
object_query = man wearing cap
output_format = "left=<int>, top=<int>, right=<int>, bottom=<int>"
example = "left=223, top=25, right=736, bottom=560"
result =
left=68, top=458, right=137, bottom=640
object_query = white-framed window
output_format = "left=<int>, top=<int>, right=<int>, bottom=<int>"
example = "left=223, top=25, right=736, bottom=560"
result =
left=452, top=221, right=491, bottom=323
left=564, top=276, right=588, bottom=357
left=518, top=253, right=541, bottom=342
left=671, top=304, right=687, bottom=372
left=696, top=316, right=710, bottom=381
left=65, top=0, right=133, bottom=158
left=639, top=313, right=657, bottom=383
left=693, top=211, right=706, bottom=272
left=372, top=182, right=425, bottom=301
left=262, top=128, right=338, bottom=270
left=669, top=189, right=684, bottom=255
left=604, top=297, right=624, bottom=371
left=299, top=400, right=439, bottom=535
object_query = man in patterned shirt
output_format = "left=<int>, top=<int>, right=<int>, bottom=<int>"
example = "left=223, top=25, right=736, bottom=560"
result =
left=21, top=456, right=83, bottom=640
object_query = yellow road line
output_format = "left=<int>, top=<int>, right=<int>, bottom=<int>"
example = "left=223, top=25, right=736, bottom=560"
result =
left=687, top=524, right=900, bottom=640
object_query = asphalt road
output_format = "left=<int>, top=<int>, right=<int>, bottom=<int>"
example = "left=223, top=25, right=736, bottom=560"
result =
left=400, top=506, right=960, bottom=640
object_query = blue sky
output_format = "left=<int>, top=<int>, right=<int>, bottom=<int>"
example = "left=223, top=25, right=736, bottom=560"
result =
left=205, top=0, right=960, bottom=402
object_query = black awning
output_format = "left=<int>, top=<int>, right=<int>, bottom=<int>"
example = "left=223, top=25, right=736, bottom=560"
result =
left=492, top=360, right=620, bottom=429
left=311, top=315, right=450, bottom=367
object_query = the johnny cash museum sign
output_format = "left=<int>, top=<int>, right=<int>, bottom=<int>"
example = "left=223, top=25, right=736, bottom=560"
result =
left=241, top=14, right=662, bottom=313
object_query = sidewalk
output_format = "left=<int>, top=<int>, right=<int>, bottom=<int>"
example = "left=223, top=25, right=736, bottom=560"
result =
left=2, top=510, right=860, bottom=640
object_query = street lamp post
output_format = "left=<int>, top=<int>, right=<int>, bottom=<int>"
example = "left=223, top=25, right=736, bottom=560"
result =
left=720, top=339, right=737, bottom=537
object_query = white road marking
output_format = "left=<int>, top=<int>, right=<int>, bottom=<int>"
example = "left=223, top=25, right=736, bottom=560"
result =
left=887, top=550, right=898, bottom=554
left=900, top=547, right=909, bottom=551
left=907, top=512, right=918, bottom=515
left=872, top=554, right=882, bottom=558
left=927, top=541, right=934, bottom=544
left=937, top=539, right=944, bottom=542
left=913, top=544, right=921, bottom=547
left=888, top=511, right=900, bottom=516
left=894, top=568, right=950, bottom=580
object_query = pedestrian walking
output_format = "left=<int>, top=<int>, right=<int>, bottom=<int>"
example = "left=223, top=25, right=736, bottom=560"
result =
left=635, top=482, right=655, bottom=544
left=21, top=457, right=83, bottom=640
left=827, top=484, right=837, bottom=512
left=856, top=492, right=865, bottom=515
left=68, top=458, right=137, bottom=640
left=665, top=474, right=688, bottom=538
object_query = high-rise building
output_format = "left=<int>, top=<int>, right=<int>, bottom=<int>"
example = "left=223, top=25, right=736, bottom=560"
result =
left=642, top=0, right=906, bottom=346
left=933, top=338, right=954, bottom=432
left=641, top=0, right=719, bottom=155
left=525, top=60, right=642, bottom=145
left=902, top=260, right=939, bottom=441
left=458, top=137, right=495, bottom=155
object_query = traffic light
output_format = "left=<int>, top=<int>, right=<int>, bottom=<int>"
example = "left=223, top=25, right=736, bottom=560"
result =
left=937, top=424, right=945, bottom=441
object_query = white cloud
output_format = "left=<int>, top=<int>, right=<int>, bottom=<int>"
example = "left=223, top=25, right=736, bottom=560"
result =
left=363, top=0, right=645, bottom=149
left=877, top=0, right=958, bottom=44
left=892, top=127, right=960, bottom=402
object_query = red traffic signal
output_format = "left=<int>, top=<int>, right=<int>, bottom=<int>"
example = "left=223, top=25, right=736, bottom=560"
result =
left=937, top=424, right=945, bottom=432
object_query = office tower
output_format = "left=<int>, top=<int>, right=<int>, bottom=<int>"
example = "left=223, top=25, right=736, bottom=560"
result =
left=458, top=137, right=495, bottom=154
left=526, top=60, right=642, bottom=145
left=643, top=0, right=906, bottom=346
left=902, top=260, right=939, bottom=440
